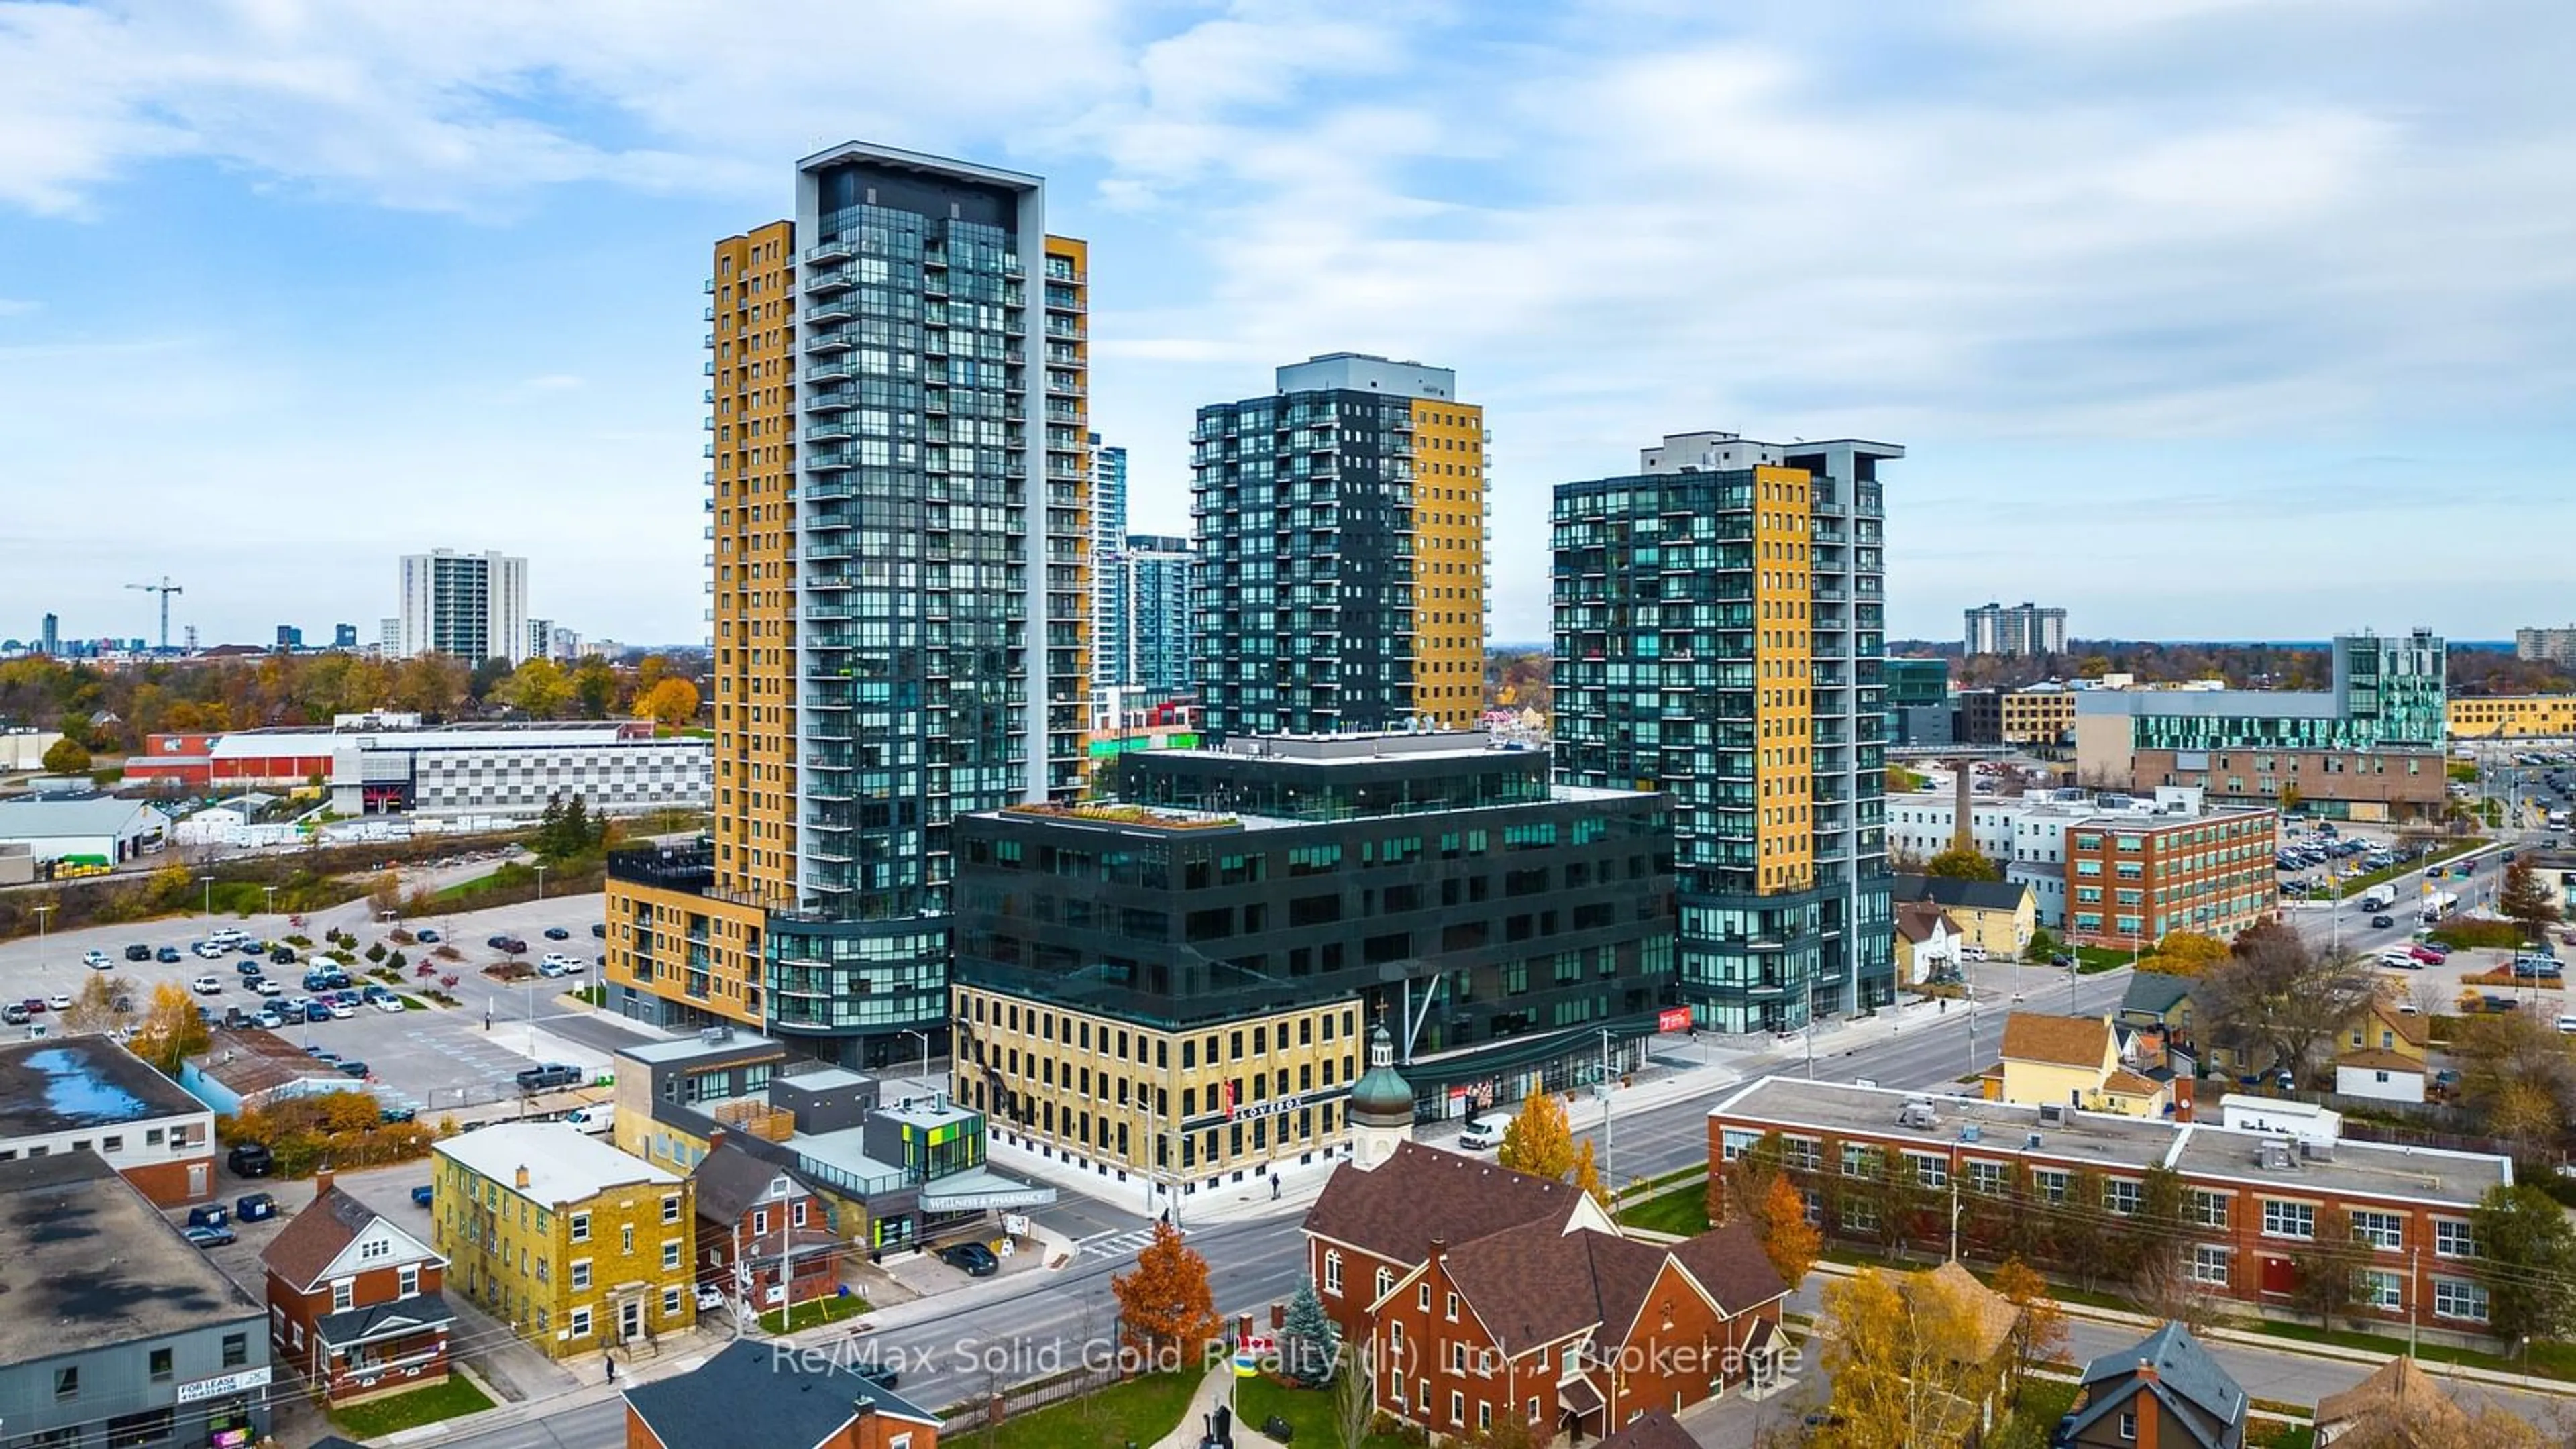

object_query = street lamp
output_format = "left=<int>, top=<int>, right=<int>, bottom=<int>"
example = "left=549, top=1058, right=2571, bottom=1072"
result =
left=32, top=904, right=54, bottom=970
left=198, top=874, right=213, bottom=918
left=533, top=863, right=548, bottom=902
left=262, top=884, right=278, bottom=919
left=898, top=1028, right=932, bottom=1095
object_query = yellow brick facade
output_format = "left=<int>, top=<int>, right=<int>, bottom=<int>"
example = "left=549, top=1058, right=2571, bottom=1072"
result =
left=1409, top=398, right=1487, bottom=731
left=431, top=1156, right=697, bottom=1360
left=2000, top=688, right=2076, bottom=746
left=2448, top=695, right=2576, bottom=739
left=1042, top=235, right=1095, bottom=793
left=1754, top=465, right=1814, bottom=894
left=951, top=987, right=1364, bottom=1191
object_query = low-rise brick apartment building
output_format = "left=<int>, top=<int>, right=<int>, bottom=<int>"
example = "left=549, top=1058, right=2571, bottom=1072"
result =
left=1305, top=1142, right=1790, bottom=1440
left=2061, top=806, right=2275, bottom=950
left=1708, top=1078, right=2514, bottom=1338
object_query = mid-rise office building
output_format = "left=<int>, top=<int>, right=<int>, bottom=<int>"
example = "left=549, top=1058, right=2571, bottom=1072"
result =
left=950, top=731, right=1675, bottom=1193
left=1554, top=430, right=1901, bottom=1034
left=2449, top=694, right=2576, bottom=739
left=333, top=622, right=359, bottom=649
left=1964, top=600, right=2067, bottom=658
left=275, top=624, right=303, bottom=651
left=2075, top=629, right=2447, bottom=821
left=395, top=549, right=528, bottom=663
left=2516, top=625, right=2576, bottom=667
left=1126, top=533, right=1195, bottom=698
left=1886, top=657, right=1951, bottom=747
left=1191, top=353, right=1486, bottom=737
left=605, top=142, right=1089, bottom=1071
left=2061, top=804, right=2277, bottom=949
left=2000, top=683, right=2078, bottom=747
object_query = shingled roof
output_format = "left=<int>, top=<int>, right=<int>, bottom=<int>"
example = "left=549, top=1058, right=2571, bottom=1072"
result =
left=1305, top=1141, right=1586, bottom=1265
left=2000, top=1012, right=2113, bottom=1069
left=1595, top=1409, right=1703, bottom=1449
left=260, top=1185, right=435, bottom=1293
left=1894, top=873, right=2031, bottom=914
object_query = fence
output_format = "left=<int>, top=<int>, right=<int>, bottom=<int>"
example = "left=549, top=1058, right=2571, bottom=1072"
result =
left=939, top=1361, right=1127, bottom=1436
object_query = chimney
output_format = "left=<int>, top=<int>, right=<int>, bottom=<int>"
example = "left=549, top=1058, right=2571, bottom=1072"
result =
left=1427, top=1234, right=1446, bottom=1265
left=313, top=1167, right=335, bottom=1200
left=515, top=1165, right=531, bottom=1190
left=2137, top=1360, right=2157, bottom=1381
left=1953, top=765, right=1975, bottom=851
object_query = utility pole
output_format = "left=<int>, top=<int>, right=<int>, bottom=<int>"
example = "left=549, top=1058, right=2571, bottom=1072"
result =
left=1803, top=975, right=1817, bottom=1079
left=1597, top=1028, right=1615, bottom=1190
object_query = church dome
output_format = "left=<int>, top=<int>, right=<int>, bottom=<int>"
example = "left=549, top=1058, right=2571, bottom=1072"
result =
left=1348, top=1024, right=1415, bottom=1121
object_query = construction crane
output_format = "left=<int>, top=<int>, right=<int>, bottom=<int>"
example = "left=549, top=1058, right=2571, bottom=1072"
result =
left=125, top=576, right=183, bottom=652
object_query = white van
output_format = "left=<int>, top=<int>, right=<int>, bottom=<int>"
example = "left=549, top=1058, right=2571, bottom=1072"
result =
left=1458, top=1114, right=1511, bottom=1151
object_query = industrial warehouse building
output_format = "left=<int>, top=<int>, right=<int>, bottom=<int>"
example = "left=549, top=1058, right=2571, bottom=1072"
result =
left=126, top=716, right=709, bottom=821
left=0, top=795, right=171, bottom=866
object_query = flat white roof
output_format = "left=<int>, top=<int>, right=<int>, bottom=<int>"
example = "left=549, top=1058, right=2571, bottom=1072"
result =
left=435, top=1122, right=680, bottom=1205
left=209, top=725, right=665, bottom=757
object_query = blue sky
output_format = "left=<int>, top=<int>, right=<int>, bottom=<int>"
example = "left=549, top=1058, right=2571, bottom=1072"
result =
left=2, top=0, right=2571, bottom=649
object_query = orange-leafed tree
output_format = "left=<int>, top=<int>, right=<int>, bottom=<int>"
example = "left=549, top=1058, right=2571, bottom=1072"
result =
left=1113, top=1220, right=1220, bottom=1360
left=128, top=981, right=209, bottom=1074
left=1748, top=1172, right=1821, bottom=1289
left=633, top=677, right=701, bottom=729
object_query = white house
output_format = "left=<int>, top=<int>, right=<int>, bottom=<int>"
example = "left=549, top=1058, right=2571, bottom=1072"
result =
left=2334, top=1050, right=2428, bottom=1104
left=0, top=796, right=170, bottom=865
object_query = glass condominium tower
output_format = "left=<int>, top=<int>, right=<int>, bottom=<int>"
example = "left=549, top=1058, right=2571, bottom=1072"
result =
left=1552, top=431, right=1902, bottom=1033
left=602, top=141, right=1091, bottom=1070
left=1191, top=353, right=1487, bottom=739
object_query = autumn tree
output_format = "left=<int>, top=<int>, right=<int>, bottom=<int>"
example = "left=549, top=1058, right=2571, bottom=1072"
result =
left=2330, top=1401, right=2547, bottom=1449
left=1927, top=847, right=2002, bottom=883
left=2197, top=919, right=2377, bottom=1079
left=495, top=657, right=571, bottom=718
left=571, top=657, right=619, bottom=718
left=1821, top=1268, right=1990, bottom=1449
left=60, top=972, right=129, bottom=1035
left=1748, top=1173, right=1820, bottom=1289
left=633, top=677, right=701, bottom=729
left=2498, top=859, right=2564, bottom=945
left=1111, top=1220, right=1218, bottom=1360
left=1570, top=1139, right=1609, bottom=1207
left=1991, top=1258, right=2066, bottom=1405
left=1498, top=1092, right=1577, bottom=1181
left=2471, top=1183, right=2576, bottom=1344
left=392, top=653, right=470, bottom=716
left=2149, top=931, right=2228, bottom=976
left=41, top=736, right=91, bottom=773
left=2452, top=1010, right=2576, bottom=1146
left=127, top=981, right=209, bottom=1073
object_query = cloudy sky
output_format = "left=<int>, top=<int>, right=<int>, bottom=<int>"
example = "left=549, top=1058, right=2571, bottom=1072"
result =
left=2, top=0, right=2570, bottom=649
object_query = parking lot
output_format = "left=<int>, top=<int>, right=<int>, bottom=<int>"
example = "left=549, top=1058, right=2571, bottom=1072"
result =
left=0, top=884, right=657, bottom=1115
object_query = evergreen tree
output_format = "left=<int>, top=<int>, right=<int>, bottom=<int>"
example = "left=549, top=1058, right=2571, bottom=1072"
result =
left=1282, top=1276, right=1339, bottom=1387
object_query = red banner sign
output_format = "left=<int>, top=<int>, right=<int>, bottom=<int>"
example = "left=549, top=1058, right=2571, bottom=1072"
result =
left=1658, top=1007, right=1693, bottom=1034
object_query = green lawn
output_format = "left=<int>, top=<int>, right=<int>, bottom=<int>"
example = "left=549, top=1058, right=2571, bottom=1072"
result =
left=976, top=1372, right=1200, bottom=1449
left=1234, top=1375, right=1419, bottom=1448
left=759, top=1293, right=871, bottom=1334
left=2252, top=1320, right=2576, bottom=1381
left=1614, top=1180, right=1711, bottom=1237
left=327, top=1375, right=496, bottom=1437
left=1994, top=1378, right=2078, bottom=1448
left=2073, top=945, right=2136, bottom=973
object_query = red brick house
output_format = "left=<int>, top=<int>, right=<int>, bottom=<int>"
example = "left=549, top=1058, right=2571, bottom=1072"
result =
left=260, top=1172, right=453, bottom=1403
left=1303, top=1142, right=1791, bottom=1441
left=691, top=1140, right=841, bottom=1316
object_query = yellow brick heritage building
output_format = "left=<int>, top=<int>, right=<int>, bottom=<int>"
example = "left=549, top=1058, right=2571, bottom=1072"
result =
left=2448, top=696, right=2576, bottom=739
left=431, top=1123, right=695, bottom=1359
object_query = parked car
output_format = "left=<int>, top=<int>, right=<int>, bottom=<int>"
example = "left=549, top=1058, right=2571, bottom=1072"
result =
left=235, top=1192, right=278, bottom=1222
left=2408, top=944, right=2446, bottom=965
left=227, top=1142, right=273, bottom=1177
left=543, top=926, right=570, bottom=941
left=44, top=992, right=69, bottom=1011
left=380, top=1106, right=417, bottom=1124
left=2370, top=914, right=2396, bottom=930
left=516, top=1063, right=583, bottom=1092
left=269, top=945, right=295, bottom=965
left=254, top=1008, right=283, bottom=1029
left=336, top=1060, right=370, bottom=1078
left=371, top=996, right=405, bottom=1015
left=303, top=1002, right=331, bottom=1023
left=562, top=1106, right=613, bottom=1135
left=17, top=998, right=44, bottom=1016
left=695, top=1283, right=726, bottom=1311
left=125, top=943, right=152, bottom=962
left=2376, top=950, right=2420, bottom=970
left=191, top=975, right=225, bottom=995
left=83, top=949, right=110, bottom=969
left=416, top=929, right=441, bottom=943
left=0, top=1005, right=25, bottom=1026
left=1458, top=1114, right=1511, bottom=1151
left=184, top=1224, right=237, bottom=1249
left=251, top=979, right=282, bottom=998
left=235, top=958, right=263, bottom=976
left=411, top=1185, right=435, bottom=1208
left=156, top=945, right=183, bottom=963
left=591, top=923, right=607, bottom=938
left=938, top=1242, right=1000, bottom=1277
left=223, top=1006, right=255, bottom=1030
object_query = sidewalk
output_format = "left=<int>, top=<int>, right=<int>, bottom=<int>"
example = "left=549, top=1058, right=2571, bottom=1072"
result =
left=1148, top=1365, right=1286, bottom=1449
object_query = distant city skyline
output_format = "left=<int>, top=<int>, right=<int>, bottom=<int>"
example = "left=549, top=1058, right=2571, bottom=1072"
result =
left=2, top=4, right=2569, bottom=644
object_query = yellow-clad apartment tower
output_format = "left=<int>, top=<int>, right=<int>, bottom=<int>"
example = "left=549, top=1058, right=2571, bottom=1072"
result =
left=604, top=142, right=1089, bottom=1069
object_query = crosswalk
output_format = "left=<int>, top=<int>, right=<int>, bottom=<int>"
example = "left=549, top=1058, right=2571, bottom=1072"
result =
left=1077, top=1227, right=1171, bottom=1260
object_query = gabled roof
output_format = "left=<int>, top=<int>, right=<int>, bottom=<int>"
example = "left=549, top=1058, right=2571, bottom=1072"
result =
left=1305, top=1142, right=1585, bottom=1265
left=2121, top=971, right=2199, bottom=1020
left=1894, top=873, right=2032, bottom=914
left=2001, top=1012, right=2113, bottom=1069
left=2102, top=1068, right=2166, bottom=1098
left=260, top=1186, right=438, bottom=1293
left=692, top=1139, right=804, bottom=1224
left=2313, top=1355, right=2465, bottom=1434
left=2336, top=1049, right=2427, bottom=1075
left=1914, top=1260, right=2017, bottom=1365
left=625, top=1339, right=939, bottom=1449
left=2070, top=1323, right=2247, bottom=1449
left=1894, top=900, right=1962, bottom=945
left=1594, top=1408, right=1703, bottom=1449
left=2365, top=997, right=2430, bottom=1049
left=1439, top=1217, right=1788, bottom=1356
left=313, top=1291, right=454, bottom=1349
left=1668, top=1220, right=1795, bottom=1316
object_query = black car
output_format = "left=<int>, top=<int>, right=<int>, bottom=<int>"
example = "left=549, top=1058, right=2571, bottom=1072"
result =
left=851, top=1358, right=899, bottom=1389
left=124, top=943, right=152, bottom=961
left=235, top=959, right=262, bottom=975
left=2371, top=914, right=2395, bottom=929
left=235, top=1191, right=279, bottom=1222
left=336, top=1060, right=371, bottom=1078
left=938, top=1242, right=1000, bottom=1277
left=417, top=928, right=441, bottom=943
left=269, top=945, right=295, bottom=965
left=591, top=923, right=607, bottom=938
left=156, top=945, right=182, bottom=963
left=543, top=926, right=570, bottom=941
left=228, top=1142, right=274, bottom=1177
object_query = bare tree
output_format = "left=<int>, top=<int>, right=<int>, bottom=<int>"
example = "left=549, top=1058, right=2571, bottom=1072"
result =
left=1335, top=1342, right=1378, bottom=1449
left=2196, top=920, right=2379, bottom=1080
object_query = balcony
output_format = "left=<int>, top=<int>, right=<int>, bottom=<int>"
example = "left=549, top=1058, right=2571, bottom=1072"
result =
left=806, top=389, right=855, bottom=414
left=806, top=449, right=854, bottom=473
left=805, top=359, right=855, bottom=386
left=804, top=419, right=854, bottom=445
left=806, top=266, right=854, bottom=295
left=803, top=328, right=853, bottom=355
left=804, top=296, right=856, bottom=325
left=804, top=238, right=855, bottom=266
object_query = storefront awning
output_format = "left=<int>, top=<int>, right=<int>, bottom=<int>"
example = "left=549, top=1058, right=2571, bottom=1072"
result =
left=920, top=1167, right=1057, bottom=1213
